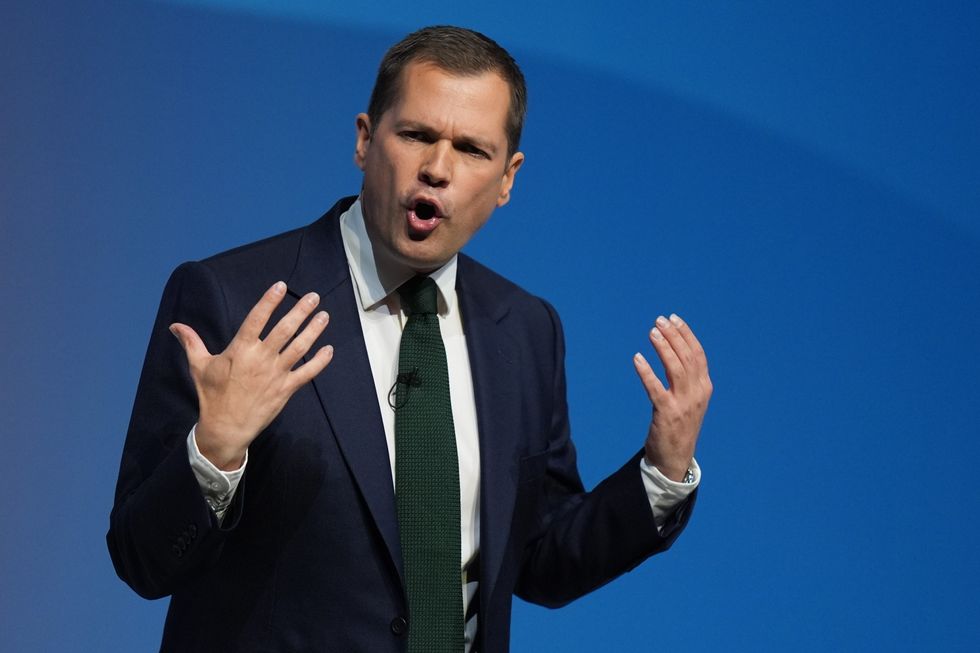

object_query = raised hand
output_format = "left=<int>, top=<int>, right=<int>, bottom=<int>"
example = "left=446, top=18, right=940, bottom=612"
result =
left=632, top=314, right=712, bottom=482
left=169, top=281, right=334, bottom=470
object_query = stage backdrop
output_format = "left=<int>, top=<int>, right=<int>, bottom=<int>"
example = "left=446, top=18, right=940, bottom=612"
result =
left=2, top=1, right=979, bottom=650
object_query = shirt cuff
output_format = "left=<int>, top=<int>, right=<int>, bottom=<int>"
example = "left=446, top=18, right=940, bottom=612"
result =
left=187, top=424, right=247, bottom=522
left=639, top=457, right=700, bottom=533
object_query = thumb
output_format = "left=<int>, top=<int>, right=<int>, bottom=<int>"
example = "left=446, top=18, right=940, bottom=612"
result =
left=169, top=323, right=209, bottom=364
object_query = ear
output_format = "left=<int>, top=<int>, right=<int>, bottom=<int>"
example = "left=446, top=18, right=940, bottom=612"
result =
left=496, top=151, right=525, bottom=207
left=354, top=113, right=372, bottom=170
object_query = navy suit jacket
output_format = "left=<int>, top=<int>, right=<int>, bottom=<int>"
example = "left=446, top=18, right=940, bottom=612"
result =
left=108, top=197, right=695, bottom=652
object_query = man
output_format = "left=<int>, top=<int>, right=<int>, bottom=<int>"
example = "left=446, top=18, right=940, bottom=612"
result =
left=108, top=26, right=711, bottom=653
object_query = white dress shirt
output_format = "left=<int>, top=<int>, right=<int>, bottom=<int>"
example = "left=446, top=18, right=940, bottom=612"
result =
left=187, top=198, right=700, bottom=647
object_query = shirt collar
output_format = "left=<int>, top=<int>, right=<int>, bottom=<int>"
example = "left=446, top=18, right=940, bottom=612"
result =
left=340, top=197, right=458, bottom=315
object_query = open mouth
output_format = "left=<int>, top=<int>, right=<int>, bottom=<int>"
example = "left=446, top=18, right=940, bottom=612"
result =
left=407, top=198, right=443, bottom=238
left=414, top=201, right=437, bottom=220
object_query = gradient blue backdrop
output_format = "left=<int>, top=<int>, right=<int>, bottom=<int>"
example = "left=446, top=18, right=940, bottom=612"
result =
left=2, top=1, right=978, bottom=650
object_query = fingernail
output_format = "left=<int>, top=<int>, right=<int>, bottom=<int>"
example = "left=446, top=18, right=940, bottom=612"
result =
left=669, top=313, right=682, bottom=327
left=651, top=327, right=664, bottom=341
left=168, top=325, right=180, bottom=340
left=273, top=281, right=286, bottom=294
left=315, top=311, right=328, bottom=323
left=634, top=352, right=647, bottom=364
left=306, top=292, right=320, bottom=305
left=655, top=316, right=669, bottom=328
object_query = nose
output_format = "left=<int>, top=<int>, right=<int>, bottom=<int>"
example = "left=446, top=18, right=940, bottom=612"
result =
left=419, top=141, right=452, bottom=188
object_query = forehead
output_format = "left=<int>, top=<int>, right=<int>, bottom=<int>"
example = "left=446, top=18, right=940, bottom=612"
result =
left=388, top=62, right=511, bottom=142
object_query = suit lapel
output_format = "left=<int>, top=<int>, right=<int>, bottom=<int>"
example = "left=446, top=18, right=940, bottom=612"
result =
left=286, top=198, right=403, bottom=581
left=279, top=211, right=528, bottom=598
left=457, top=258, right=523, bottom=608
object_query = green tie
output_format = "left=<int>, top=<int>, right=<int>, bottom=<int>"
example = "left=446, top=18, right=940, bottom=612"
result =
left=395, top=276, right=463, bottom=652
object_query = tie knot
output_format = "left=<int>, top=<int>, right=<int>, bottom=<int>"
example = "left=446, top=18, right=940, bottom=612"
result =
left=398, top=275, right=439, bottom=316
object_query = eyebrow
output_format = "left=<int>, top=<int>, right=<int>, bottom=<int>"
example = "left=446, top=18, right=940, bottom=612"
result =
left=395, top=120, right=500, bottom=158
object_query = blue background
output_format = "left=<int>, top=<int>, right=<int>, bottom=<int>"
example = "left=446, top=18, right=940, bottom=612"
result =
left=2, top=1, right=979, bottom=650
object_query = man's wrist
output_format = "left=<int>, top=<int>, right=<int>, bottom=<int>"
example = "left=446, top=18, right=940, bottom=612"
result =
left=639, top=456, right=700, bottom=531
left=188, top=425, right=247, bottom=521
left=643, top=453, right=693, bottom=482
left=195, top=422, right=248, bottom=471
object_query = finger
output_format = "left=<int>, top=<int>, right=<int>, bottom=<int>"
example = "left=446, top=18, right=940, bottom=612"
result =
left=669, top=313, right=708, bottom=371
left=649, top=321, right=688, bottom=392
left=235, top=281, right=288, bottom=343
left=265, top=292, right=321, bottom=352
left=656, top=315, right=697, bottom=379
left=169, top=323, right=210, bottom=366
left=279, top=311, right=330, bottom=369
left=288, top=344, right=335, bottom=388
left=632, top=352, right=666, bottom=403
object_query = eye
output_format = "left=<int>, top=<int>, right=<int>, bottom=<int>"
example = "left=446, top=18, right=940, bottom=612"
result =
left=458, top=142, right=490, bottom=159
left=400, top=131, right=431, bottom=143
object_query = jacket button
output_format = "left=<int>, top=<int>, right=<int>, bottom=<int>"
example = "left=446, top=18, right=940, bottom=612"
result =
left=390, top=616, right=408, bottom=636
left=171, top=544, right=183, bottom=558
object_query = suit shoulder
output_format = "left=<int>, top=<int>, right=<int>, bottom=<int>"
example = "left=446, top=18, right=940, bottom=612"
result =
left=457, top=254, right=561, bottom=323
left=207, top=224, right=308, bottom=261
left=199, top=223, right=309, bottom=275
left=192, top=197, right=354, bottom=283
left=166, top=225, right=314, bottom=309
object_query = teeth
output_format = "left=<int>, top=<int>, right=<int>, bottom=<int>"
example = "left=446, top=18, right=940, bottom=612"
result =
left=415, top=202, right=436, bottom=220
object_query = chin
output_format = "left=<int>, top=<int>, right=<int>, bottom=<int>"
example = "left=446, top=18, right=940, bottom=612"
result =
left=393, top=239, right=449, bottom=271
left=400, top=250, right=450, bottom=273
left=406, top=257, right=448, bottom=274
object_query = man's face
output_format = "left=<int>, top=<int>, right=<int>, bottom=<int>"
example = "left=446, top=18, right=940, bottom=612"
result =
left=354, top=61, right=524, bottom=273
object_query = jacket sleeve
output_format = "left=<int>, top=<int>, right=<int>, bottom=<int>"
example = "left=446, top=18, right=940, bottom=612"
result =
left=513, top=299, right=696, bottom=608
left=107, top=261, right=246, bottom=599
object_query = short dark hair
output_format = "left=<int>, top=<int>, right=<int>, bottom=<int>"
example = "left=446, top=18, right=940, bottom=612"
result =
left=367, top=26, right=527, bottom=158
